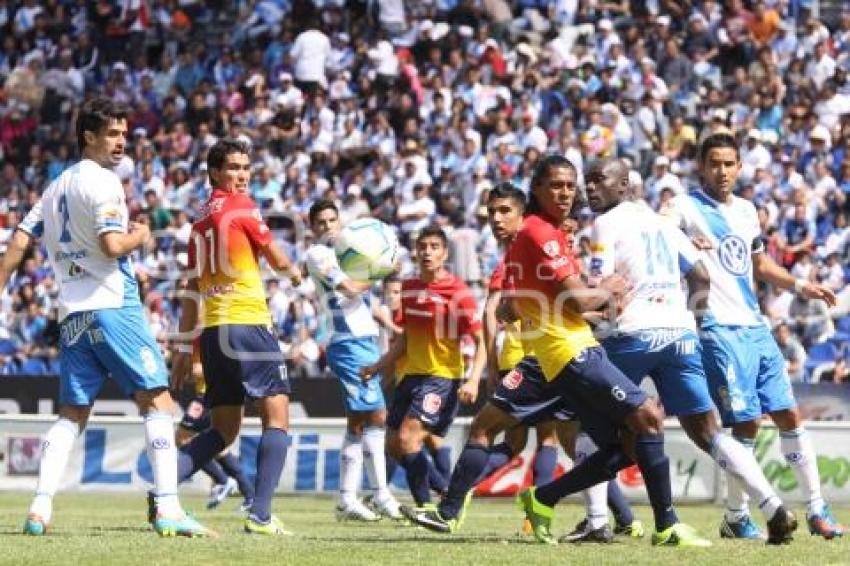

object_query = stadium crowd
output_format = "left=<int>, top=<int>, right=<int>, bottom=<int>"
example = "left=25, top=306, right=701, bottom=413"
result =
left=0, top=0, right=848, bottom=383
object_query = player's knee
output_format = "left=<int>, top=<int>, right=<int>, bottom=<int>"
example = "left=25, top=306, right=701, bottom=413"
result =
left=630, top=399, right=664, bottom=434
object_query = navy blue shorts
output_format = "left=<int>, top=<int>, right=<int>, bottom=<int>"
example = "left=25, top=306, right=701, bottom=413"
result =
left=552, top=346, right=648, bottom=447
left=490, top=357, right=576, bottom=425
left=199, top=325, right=290, bottom=408
left=179, top=396, right=211, bottom=433
left=387, top=375, right=459, bottom=437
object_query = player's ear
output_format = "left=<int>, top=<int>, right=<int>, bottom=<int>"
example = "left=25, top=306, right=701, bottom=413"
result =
left=83, top=129, right=97, bottom=147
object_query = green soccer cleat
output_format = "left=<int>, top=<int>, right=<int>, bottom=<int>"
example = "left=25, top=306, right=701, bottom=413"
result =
left=23, top=513, right=48, bottom=536
left=154, top=513, right=217, bottom=538
left=401, top=505, right=459, bottom=534
left=651, top=523, right=712, bottom=547
left=456, top=490, right=474, bottom=530
left=516, top=487, right=557, bottom=545
left=614, top=519, right=645, bottom=538
left=244, top=514, right=293, bottom=536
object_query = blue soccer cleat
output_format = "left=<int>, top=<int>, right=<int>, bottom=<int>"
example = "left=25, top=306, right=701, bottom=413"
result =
left=720, top=514, right=764, bottom=540
left=154, top=513, right=217, bottom=538
left=23, top=513, right=48, bottom=536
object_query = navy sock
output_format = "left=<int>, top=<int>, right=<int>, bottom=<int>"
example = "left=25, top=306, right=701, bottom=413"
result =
left=218, top=452, right=255, bottom=499
left=399, top=451, right=432, bottom=505
left=474, top=442, right=513, bottom=483
left=249, top=428, right=289, bottom=523
left=177, top=429, right=226, bottom=482
left=439, top=443, right=490, bottom=519
left=386, top=454, right=399, bottom=484
left=426, top=450, right=448, bottom=494
left=533, top=445, right=558, bottom=486
left=607, top=481, right=634, bottom=526
left=634, top=433, right=677, bottom=532
left=535, top=446, right=629, bottom=508
left=201, top=459, right=229, bottom=485
left=434, top=446, right=452, bottom=481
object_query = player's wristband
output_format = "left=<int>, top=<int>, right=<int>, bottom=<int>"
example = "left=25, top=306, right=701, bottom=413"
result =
left=793, top=279, right=806, bottom=295
left=174, top=343, right=192, bottom=354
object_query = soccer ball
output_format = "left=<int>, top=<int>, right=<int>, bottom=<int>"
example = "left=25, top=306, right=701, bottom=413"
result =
left=334, top=218, right=400, bottom=281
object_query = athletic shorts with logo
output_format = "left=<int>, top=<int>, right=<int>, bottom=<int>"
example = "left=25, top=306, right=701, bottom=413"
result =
left=59, top=305, right=168, bottom=406
left=199, top=324, right=290, bottom=407
left=387, top=375, right=459, bottom=437
left=490, top=357, right=576, bottom=424
left=327, top=337, right=385, bottom=413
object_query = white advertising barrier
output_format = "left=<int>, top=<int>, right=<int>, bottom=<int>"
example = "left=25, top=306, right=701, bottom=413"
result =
left=1, top=416, right=849, bottom=503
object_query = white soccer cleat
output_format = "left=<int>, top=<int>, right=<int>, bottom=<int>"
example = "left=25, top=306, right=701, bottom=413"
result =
left=371, top=494, right=404, bottom=521
left=335, top=499, right=381, bottom=522
left=207, top=477, right=238, bottom=509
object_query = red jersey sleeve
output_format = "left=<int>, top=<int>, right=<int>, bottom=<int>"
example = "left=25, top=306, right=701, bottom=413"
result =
left=453, top=279, right=482, bottom=336
left=234, top=196, right=273, bottom=248
left=488, top=261, right=505, bottom=292
left=516, top=218, right=582, bottom=282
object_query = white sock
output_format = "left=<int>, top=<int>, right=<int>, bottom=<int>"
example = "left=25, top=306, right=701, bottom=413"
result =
left=584, top=481, right=609, bottom=530
left=780, top=428, right=825, bottom=515
left=340, top=432, right=363, bottom=506
left=144, top=411, right=182, bottom=518
left=711, top=433, right=781, bottom=520
left=362, top=426, right=390, bottom=499
left=29, top=418, right=79, bottom=523
left=724, top=436, right=753, bottom=522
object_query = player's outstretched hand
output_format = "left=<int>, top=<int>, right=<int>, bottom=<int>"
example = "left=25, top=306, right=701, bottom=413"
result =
left=129, top=221, right=152, bottom=245
left=458, top=379, right=479, bottom=405
left=170, top=351, right=192, bottom=391
left=599, top=273, right=630, bottom=296
left=801, top=282, right=838, bottom=307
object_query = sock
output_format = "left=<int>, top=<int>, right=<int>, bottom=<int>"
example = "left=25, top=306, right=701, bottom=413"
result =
left=438, top=442, right=490, bottom=519
left=399, top=451, right=431, bottom=505
left=144, top=411, right=181, bottom=517
left=634, top=433, right=678, bottom=532
left=433, top=446, right=452, bottom=482
left=607, top=481, right=634, bottom=527
left=426, top=451, right=448, bottom=494
left=475, top=441, right=514, bottom=483
left=249, top=428, right=289, bottom=523
left=201, top=459, right=229, bottom=485
left=724, top=436, right=754, bottom=522
left=30, top=418, right=79, bottom=523
left=217, top=452, right=254, bottom=499
left=339, top=432, right=363, bottom=506
left=710, top=433, right=780, bottom=520
left=533, top=445, right=558, bottom=486
left=780, top=428, right=825, bottom=515
left=177, top=429, right=226, bottom=482
left=535, top=445, right=630, bottom=508
left=385, top=454, right=399, bottom=484
left=584, top=481, right=609, bottom=530
left=362, top=427, right=390, bottom=498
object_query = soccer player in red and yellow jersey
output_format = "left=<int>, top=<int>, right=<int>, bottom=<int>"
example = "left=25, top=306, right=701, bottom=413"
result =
left=170, top=139, right=299, bottom=536
left=363, top=226, right=486, bottom=506
left=509, top=155, right=709, bottom=547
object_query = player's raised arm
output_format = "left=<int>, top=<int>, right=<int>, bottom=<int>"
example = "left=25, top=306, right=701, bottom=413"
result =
left=752, top=246, right=837, bottom=306
left=0, top=229, right=34, bottom=290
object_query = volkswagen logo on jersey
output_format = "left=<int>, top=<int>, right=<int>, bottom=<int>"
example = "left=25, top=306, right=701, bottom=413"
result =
left=718, top=234, right=750, bottom=276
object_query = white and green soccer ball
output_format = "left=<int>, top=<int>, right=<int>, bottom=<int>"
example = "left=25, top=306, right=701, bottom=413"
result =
left=334, top=218, right=400, bottom=281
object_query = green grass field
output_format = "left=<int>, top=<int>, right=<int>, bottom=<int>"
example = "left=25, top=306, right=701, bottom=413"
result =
left=1, top=493, right=848, bottom=566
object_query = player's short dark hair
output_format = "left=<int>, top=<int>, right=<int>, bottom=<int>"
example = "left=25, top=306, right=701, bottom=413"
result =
left=527, top=155, right=577, bottom=214
left=307, top=198, right=339, bottom=225
left=416, top=225, right=448, bottom=248
left=698, top=133, right=740, bottom=163
left=76, top=97, right=129, bottom=151
left=207, top=139, right=251, bottom=174
left=488, top=182, right=526, bottom=210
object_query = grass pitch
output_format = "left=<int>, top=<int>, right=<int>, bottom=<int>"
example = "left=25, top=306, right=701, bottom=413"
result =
left=1, top=493, right=848, bottom=565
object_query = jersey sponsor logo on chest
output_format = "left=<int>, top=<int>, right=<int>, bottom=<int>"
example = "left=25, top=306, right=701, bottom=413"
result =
left=717, top=234, right=750, bottom=276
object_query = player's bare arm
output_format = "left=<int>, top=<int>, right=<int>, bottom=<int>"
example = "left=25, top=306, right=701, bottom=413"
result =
left=99, top=220, right=151, bottom=259
left=171, top=277, right=200, bottom=391
left=260, top=239, right=301, bottom=285
left=483, top=289, right=502, bottom=392
left=0, top=229, right=33, bottom=290
left=752, top=250, right=837, bottom=306
left=361, top=331, right=406, bottom=381
left=459, top=329, right=487, bottom=405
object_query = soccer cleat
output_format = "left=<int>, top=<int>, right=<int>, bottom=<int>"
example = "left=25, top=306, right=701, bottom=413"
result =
left=720, top=515, right=764, bottom=540
left=401, top=505, right=458, bottom=534
left=807, top=505, right=844, bottom=540
left=366, top=494, right=404, bottom=521
left=766, top=506, right=797, bottom=545
left=559, top=520, right=614, bottom=544
left=244, top=514, right=293, bottom=536
left=516, top=487, right=557, bottom=545
left=614, top=519, right=645, bottom=538
left=456, top=490, right=474, bottom=530
left=651, top=523, right=712, bottom=547
left=239, top=498, right=254, bottom=513
left=23, top=513, right=48, bottom=536
left=335, top=499, right=381, bottom=522
left=207, top=477, right=239, bottom=510
left=153, top=513, right=216, bottom=538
